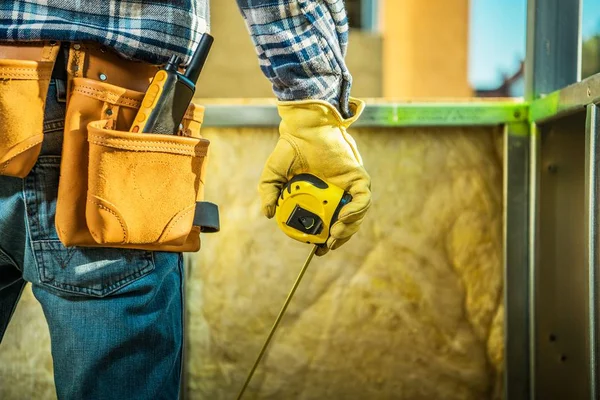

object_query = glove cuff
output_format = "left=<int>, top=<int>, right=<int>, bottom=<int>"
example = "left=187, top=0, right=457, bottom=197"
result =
left=277, top=97, right=365, bottom=129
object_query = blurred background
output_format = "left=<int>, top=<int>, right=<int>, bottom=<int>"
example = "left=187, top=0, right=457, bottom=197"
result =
left=196, top=0, right=600, bottom=100
left=1, top=1, right=600, bottom=400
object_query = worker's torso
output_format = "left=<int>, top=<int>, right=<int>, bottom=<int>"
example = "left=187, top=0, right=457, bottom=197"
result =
left=0, top=1, right=209, bottom=64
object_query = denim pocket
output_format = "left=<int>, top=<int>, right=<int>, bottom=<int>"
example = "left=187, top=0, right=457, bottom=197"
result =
left=26, top=156, right=155, bottom=297
left=32, top=241, right=154, bottom=297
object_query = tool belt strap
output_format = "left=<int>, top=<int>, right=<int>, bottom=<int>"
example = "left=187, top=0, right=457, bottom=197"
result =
left=194, top=201, right=220, bottom=233
left=63, top=42, right=159, bottom=103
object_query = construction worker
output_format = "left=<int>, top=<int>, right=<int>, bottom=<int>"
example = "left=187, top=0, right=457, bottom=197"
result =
left=0, top=1, right=371, bottom=398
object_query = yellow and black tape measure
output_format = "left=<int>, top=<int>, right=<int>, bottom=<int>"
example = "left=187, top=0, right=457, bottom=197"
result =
left=275, top=174, right=352, bottom=245
left=238, top=174, right=352, bottom=399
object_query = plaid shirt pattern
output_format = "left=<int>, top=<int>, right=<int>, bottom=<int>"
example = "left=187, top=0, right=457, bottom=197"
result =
left=0, top=0, right=351, bottom=114
left=236, top=0, right=352, bottom=116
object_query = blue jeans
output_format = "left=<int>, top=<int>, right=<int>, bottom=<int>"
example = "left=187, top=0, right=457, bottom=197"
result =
left=0, top=81, right=185, bottom=399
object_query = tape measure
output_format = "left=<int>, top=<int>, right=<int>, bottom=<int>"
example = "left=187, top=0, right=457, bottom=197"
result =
left=275, top=173, right=352, bottom=245
left=237, top=174, right=351, bottom=399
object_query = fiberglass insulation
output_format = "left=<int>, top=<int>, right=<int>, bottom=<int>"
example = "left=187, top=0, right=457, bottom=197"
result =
left=0, top=124, right=504, bottom=400
left=187, top=124, right=504, bottom=399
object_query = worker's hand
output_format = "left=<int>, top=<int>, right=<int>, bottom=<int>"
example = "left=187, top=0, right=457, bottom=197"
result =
left=259, top=98, right=371, bottom=256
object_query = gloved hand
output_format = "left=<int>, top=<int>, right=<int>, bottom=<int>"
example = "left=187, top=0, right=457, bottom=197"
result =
left=259, top=98, right=371, bottom=256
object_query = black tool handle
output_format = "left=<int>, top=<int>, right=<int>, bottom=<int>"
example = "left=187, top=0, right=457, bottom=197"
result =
left=136, top=33, right=214, bottom=135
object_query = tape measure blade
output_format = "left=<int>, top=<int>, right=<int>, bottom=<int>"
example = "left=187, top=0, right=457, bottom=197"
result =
left=236, top=245, right=319, bottom=399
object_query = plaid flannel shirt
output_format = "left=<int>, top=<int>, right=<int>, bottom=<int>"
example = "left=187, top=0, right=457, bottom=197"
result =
left=236, top=0, right=352, bottom=116
left=0, top=0, right=351, bottom=114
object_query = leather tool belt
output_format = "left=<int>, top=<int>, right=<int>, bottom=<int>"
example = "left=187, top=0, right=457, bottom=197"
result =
left=0, top=41, right=219, bottom=252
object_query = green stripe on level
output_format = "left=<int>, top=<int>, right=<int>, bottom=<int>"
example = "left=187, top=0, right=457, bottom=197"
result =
left=528, top=91, right=561, bottom=123
left=357, top=102, right=529, bottom=127
left=202, top=73, right=600, bottom=128
left=203, top=102, right=529, bottom=128
left=528, top=73, right=600, bottom=123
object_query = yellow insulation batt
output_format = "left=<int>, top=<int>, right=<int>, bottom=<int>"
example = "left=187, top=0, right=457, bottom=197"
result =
left=0, top=286, right=55, bottom=399
left=0, top=116, right=504, bottom=400
left=186, top=123, right=504, bottom=400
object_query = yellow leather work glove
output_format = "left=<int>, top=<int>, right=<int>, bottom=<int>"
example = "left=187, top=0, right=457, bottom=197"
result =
left=259, top=98, right=371, bottom=256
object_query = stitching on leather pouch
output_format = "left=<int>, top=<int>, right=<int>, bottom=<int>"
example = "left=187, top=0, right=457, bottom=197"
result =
left=87, top=199, right=127, bottom=244
left=74, top=85, right=141, bottom=107
left=0, top=66, right=51, bottom=75
left=88, top=140, right=204, bottom=156
left=74, top=88, right=139, bottom=108
left=89, top=142, right=205, bottom=156
left=0, top=67, right=46, bottom=72
left=88, top=137, right=207, bottom=156
left=0, top=72, right=51, bottom=79
left=89, top=135, right=201, bottom=148
left=0, top=160, right=10, bottom=173
left=162, top=206, right=195, bottom=242
left=0, top=139, right=43, bottom=173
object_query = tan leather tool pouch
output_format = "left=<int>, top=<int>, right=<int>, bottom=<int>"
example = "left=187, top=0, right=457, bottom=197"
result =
left=86, top=119, right=209, bottom=248
left=0, top=42, right=60, bottom=177
left=55, top=72, right=211, bottom=252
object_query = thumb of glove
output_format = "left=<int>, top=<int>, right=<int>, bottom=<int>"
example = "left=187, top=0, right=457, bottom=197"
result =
left=258, top=138, right=298, bottom=218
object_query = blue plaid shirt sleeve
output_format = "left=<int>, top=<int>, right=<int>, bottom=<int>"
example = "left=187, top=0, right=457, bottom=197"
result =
left=235, top=0, right=353, bottom=117
left=0, top=0, right=352, bottom=116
